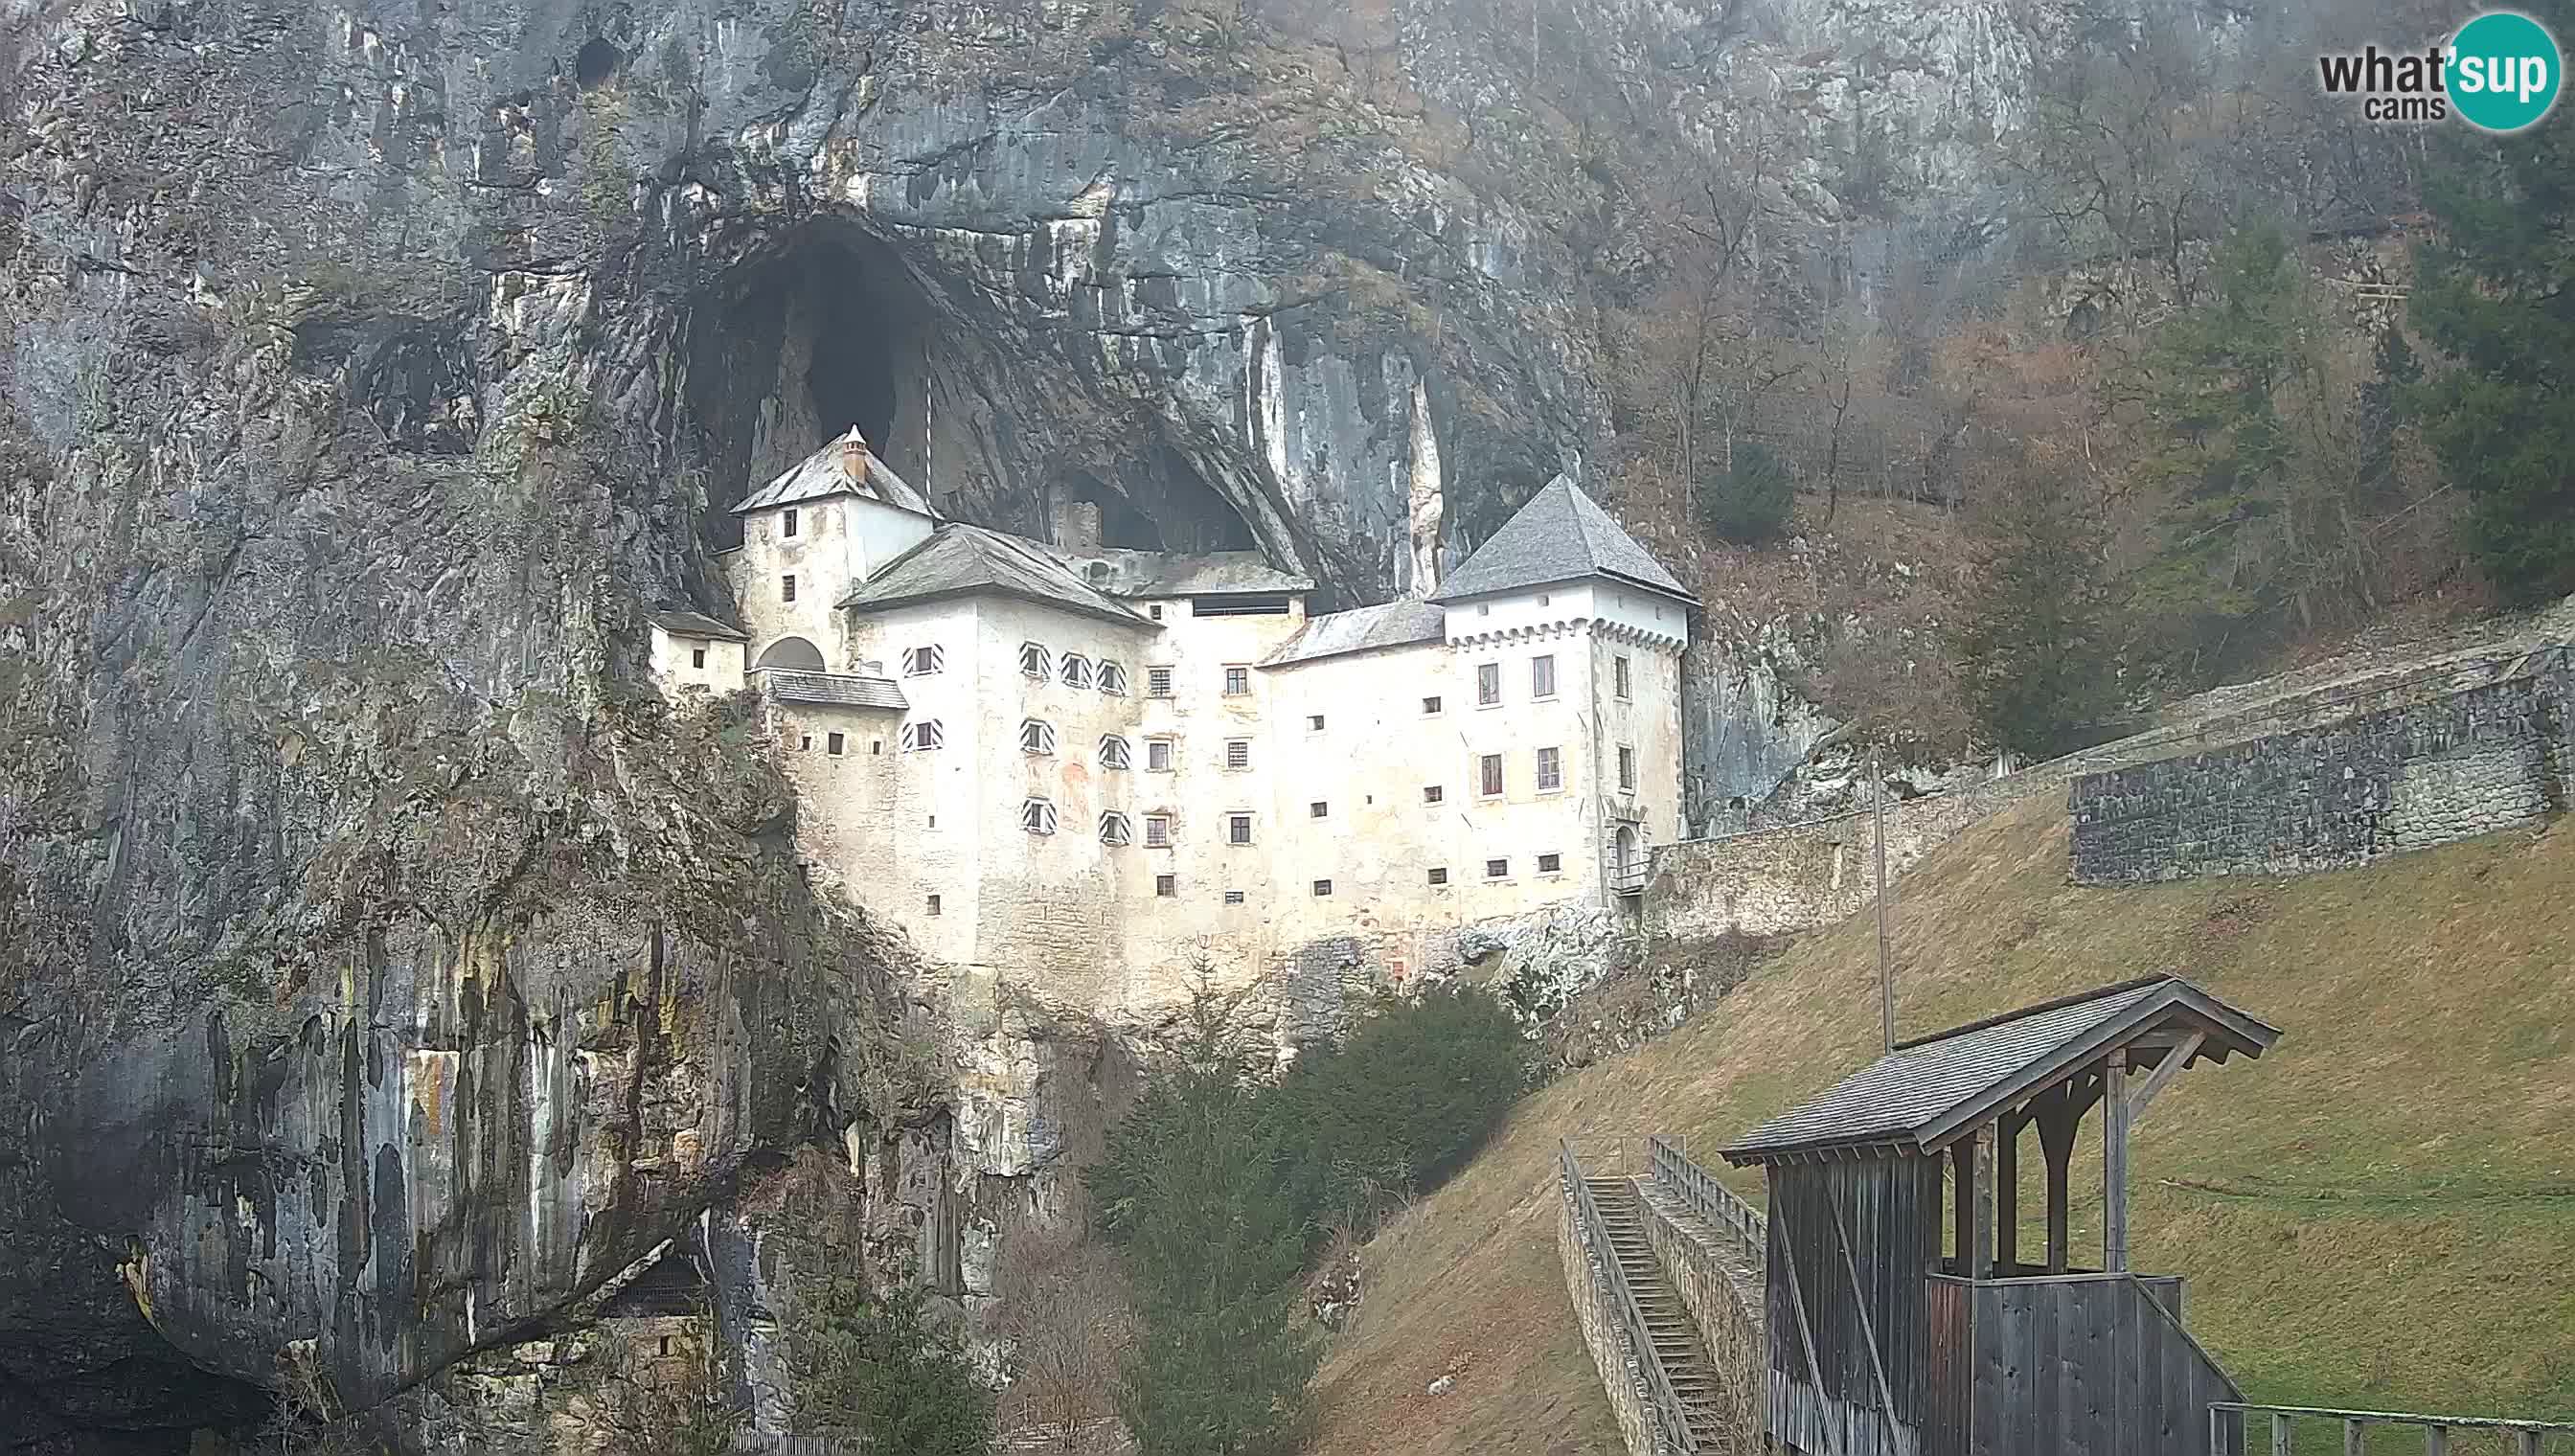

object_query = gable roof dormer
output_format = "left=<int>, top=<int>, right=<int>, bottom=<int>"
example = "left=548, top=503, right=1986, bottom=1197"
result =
left=1428, top=475, right=1696, bottom=606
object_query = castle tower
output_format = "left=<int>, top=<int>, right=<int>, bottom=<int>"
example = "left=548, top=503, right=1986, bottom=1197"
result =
left=722, top=427, right=938, bottom=673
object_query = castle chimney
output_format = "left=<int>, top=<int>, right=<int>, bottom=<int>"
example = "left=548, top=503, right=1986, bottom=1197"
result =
left=838, top=428, right=872, bottom=482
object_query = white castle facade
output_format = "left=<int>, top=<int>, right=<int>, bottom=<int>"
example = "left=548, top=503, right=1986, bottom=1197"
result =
left=649, top=430, right=1694, bottom=1026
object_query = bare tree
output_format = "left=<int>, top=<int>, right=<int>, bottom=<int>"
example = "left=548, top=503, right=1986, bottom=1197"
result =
left=992, top=1226, right=1136, bottom=1453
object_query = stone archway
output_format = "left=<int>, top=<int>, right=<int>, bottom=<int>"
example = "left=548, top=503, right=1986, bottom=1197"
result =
left=754, top=635, right=826, bottom=671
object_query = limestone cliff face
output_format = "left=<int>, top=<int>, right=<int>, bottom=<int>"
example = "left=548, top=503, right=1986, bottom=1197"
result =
left=0, top=0, right=2042, bottom=1445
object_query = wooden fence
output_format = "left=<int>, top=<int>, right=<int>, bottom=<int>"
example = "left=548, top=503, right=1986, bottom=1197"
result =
left=2213, top=1403, right=2575, bottom=1455
left=1646, top=1135, right=1766, bottom=1270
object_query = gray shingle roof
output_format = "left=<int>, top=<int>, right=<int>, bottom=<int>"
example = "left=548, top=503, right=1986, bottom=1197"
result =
left=732, top=428, right=935, bottom=517
left=1264, top=599, right=1447, bottom=668
left=648, top=608, right=748, bottom=642
left=759, top=670, right=908, bottom=711
left=1720, top=977, right=2280, bottom=1165
left=837, top=525, right=1156, bottom=628
left=1428, top=475, right=1697, bottom=605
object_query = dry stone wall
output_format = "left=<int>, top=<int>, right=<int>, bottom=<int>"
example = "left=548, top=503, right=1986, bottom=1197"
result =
left=2069, top=650, right=2571, bottom=884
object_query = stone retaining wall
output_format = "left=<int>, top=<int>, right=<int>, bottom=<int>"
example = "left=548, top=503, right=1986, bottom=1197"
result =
left=2070, top=649, right=2570, bottom=884
left=1558, top=1180, right=1665, bottom=1456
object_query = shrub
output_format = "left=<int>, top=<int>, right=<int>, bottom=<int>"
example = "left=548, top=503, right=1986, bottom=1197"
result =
left=1698, top=441, right=1795, bottom=543
left=786, top=1271, right=992, bottom=1456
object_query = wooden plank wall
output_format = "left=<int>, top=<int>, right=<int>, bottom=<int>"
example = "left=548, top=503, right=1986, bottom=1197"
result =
left=1963, top=1275, right=2242, bottom=1456
left=1765, top=1158, right=1944, bottom=1456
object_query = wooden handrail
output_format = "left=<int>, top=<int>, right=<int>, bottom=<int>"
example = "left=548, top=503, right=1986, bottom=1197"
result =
left=1561, top=1140, right=1699, bottom=1455
left=1647, top=1134, right=1767, bottom=1268
left=2213, top=1402, right=2575, bottom=1456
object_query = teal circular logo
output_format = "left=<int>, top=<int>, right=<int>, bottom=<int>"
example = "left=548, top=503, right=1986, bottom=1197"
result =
left=2449, top=11, right=2563, bottom=132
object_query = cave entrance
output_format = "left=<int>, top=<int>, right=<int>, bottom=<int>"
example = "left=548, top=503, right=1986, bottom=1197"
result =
left=689, top=224, right=937, bottom=544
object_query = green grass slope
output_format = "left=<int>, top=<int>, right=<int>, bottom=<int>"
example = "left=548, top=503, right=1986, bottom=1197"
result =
left=1311, top=798, right=2575, bottom=1454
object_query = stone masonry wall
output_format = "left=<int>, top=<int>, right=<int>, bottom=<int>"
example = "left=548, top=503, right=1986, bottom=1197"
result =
left=2069, top=651, right=2570, bottom=884
left=1559, top=1180, right=1666, bottom=1456
left=1644, top=633, right=2573, bottom=939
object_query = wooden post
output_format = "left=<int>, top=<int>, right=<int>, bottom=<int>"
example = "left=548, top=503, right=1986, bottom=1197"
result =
left=1951, top=1135, right=1980, bottom=1277
left=2103, top=1052, right=2131, bottom=1273
left=2345, top=1418, right=2366, bottom=1455
left=2514, top=1433, right=2540, bottom=1456
left=2039, top=1085, right=2077, bottom=1274
left=1963, top=1126, right=1992, bottom=1278
left=2271, top=1412, right=2292, bottom=1456
left=2424, top=1427, right=2448, bottom=1456
left=1995, top=1114, right=2020, bottom=1275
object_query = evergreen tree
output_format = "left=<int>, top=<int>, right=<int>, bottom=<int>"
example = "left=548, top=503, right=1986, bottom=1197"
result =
left=786, top=1270, right=992, bottom=1456
left=1697, top=440, right=1795, bottom=544
left=2408, top=23, right=2575, bottom=607
left=1268, top=986, right=1532, bottom=1229
left=1949, top=456, right=2120, bottom=760
left=1090, top=985, right=1318, bottom=1456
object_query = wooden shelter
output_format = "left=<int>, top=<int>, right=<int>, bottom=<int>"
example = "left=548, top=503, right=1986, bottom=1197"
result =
left=1720, top=976, right=2282, bottom=1456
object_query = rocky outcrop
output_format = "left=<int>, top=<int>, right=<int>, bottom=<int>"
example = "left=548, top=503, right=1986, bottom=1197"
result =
left=0, top=0, right=2066, bottom=1446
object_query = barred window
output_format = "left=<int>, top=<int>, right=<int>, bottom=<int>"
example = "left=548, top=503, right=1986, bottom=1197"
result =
left=1222, top=666, right=1249, bottom=695
left=1537, top=745, right=1562, bottom=791
left=1145, top=814, right=1172, bottom=847
left=1479, top=753, right=1504, bottom=797
left=1148, top=666, right=1174, bottom=697
left=1225, top=739, right=1251, bottom=770
left=1227, top=814, right=1253, bottom=846
left=1147, top=738, right=1175, bottom=772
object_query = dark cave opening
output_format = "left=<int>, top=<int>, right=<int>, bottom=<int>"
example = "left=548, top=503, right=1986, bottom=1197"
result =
left=807, top=278, right=901, bottom=460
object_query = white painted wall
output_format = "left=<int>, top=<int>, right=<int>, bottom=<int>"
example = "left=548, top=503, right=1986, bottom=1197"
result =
left=649, top=627, right=746, bottom=696
left=724, top=496, right=933, bottom=670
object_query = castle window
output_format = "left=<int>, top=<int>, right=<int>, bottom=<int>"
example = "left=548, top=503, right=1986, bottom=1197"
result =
left=1224, top=739, right=1250, bottom=770
left=782, top=575, right=797, bottom=603
left=1531, top=653, right=1557, bottom=700
left=1310, top=801, right=1328, bottom=818
left=1223, top=889, right=1246, bottom=905
left=660, top=1335, right=674, bottom=1356
left=1099, top=735, right=1132, bottom=770
left=1537, top=745, right=1562, bottom=792
left=1060, top=653, right=1094, bottom=689
left=1538, top=853, right=1562, bottom=875
left=1477, top=662, right=1500, bottom=706
left=1227, top=813, right=1253, bottom=846
left=784, top=509, right=799, bottom=537
left=1423, top=785, right=1444, bottom=804
left=1022, top=798, right=1058, bottom=835
left=1427, top=867, right=1449, bottom=886
left=900, top=720, right=945, bottom=752
left=1148, top=666, right=1174, bottom=697
left=1019, top=642, right=1051, bottom=680
left=799, top=734, right=812, bottom=751
left=1145, top=813, right=1172, bottom=847
left=1618, top=745, right=1636, bottom=791
left=1538, top=592, right=1550, bottom=607
left=1312, top=878, right=1333, bottom=897
left=1486, top=857, right=1510, bottom=879
left=1156, top=874, right=1176, bottom=897
left=902, top=645, right=945, bottom=676
left=1613, top=655, right=1631, bottom=700
left=691, top=648, right=706, bottom=669
left=1222, top=666, right=1250, bottom=696
left=1146, top=738, right=1175, bottom=772
left=1151, top=604, right=1165, bottom=620
left=1479, top=754, right=1504, bottom=798
left=1020, top=718, right=1057, bottom=756
left=1100, top=811, right=1132, bottom=847
left=827, top=732, right=845, bottom=756
left=925, top=894, right=942, bottom=916
left=1098, top=660, right=1128, bottom=694
left=1422, top=694, right=1442, bottom=716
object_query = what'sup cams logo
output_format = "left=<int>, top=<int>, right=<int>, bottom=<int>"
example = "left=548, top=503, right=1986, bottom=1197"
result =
left=2318, top=10, right=2564, bottom=132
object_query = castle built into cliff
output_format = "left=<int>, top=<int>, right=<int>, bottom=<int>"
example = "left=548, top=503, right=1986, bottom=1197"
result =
left=648, top=429, right=1694, bottom=1021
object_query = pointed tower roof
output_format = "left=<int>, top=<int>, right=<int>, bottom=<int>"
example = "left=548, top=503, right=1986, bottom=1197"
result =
left=1427, top=475, right=1696, bottom=605
left=732, top=427, right=935, bottom=517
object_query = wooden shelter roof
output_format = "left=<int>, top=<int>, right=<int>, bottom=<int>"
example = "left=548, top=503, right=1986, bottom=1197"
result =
left=1720, top=976, right=2280, bottom=1166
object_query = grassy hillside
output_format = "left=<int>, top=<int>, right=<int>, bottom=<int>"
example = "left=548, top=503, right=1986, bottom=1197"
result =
left=1310, top=797, right=2575, bottom=1454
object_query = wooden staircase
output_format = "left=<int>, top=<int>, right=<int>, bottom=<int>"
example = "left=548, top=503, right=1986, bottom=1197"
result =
left=1585, top=1176, right=1733, bottom=1450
